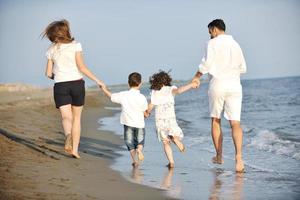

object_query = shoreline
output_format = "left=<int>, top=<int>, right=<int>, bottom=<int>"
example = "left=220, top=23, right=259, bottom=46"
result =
left=0, top=87, right=170, bottom=199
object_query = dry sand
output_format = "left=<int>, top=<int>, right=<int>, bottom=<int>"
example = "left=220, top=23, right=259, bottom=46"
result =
left=0, top=86, right=171, bottom=200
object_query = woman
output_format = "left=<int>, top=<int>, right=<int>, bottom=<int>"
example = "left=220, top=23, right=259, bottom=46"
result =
left=43, top=19, right=104, bottom=158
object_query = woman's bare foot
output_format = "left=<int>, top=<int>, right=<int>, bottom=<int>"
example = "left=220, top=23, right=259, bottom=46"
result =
left=64, top=134, right=72, bottom=154
left=137, top=150, right=144, bottom=161
left=166, top=163, right=175, bottom=169
left=212, top=156, right=224, bottom=164
left=235, top=159, right=245, bottom=173
left=72, top=152, right=81, bottom=159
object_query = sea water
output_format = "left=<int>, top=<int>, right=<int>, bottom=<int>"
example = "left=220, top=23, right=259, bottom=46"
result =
left=99, top=76, right=300, bottom=200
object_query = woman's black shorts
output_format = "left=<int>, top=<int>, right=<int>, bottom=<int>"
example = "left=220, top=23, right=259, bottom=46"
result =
left=53, top=79, right=85, bottom=109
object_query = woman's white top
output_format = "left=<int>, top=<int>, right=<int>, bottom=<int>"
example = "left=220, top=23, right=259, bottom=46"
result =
left=46, top=41, right=83, bottom=83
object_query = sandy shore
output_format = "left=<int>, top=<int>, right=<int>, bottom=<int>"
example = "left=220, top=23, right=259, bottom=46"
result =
left=0, top=86, right=170, bottom=200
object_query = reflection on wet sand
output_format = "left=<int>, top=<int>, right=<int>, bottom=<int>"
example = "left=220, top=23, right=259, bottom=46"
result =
left=131, top=166, right=144, bottom=184
left=209, top=168, right=244, bottom=200
left=161, top=168, right=182, bottom=198
left=130, top=167, right=182, bottom=198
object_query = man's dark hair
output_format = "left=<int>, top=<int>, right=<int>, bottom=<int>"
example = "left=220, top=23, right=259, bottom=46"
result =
left=128, top=72, right=142, bottom=87
left=208, top=19, right=226, bottom=31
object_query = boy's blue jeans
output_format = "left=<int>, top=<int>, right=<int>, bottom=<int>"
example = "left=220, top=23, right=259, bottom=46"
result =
left=123, top=125, right=145, bottom=151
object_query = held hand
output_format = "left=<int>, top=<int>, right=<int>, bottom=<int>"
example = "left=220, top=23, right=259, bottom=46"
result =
left=191, top=79, right=200, bottom=89
left=97, top=80, right=105, bottom=89
left=144, top=110, right=151, bottom=118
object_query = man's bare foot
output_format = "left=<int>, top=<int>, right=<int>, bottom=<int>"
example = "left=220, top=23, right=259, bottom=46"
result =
left=132, top=162, right=139, bottom=168
left=137, top=150, right=144, bottom=161
left=212, top=156, right=224, bottom=164
left=72, top=153, right=81, bottom=159
left=64, top=134, right=72, bottom=154
left=166, top=163, right=175, bottom=169
left=235, top=159, right=245, bottom=173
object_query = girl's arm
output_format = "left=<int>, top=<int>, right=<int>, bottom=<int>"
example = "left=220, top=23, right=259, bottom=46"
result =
left=145, top=103, right=155, bottom=117
left=45, top=59, right=54, bottom=79
left=172, top=81, right=199, bottom=95
left=75, top=52, right=105, bottom=87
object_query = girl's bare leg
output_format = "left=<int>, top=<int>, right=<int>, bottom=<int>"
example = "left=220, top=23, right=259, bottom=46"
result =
left=59, top=104, right=73, bottom=153
left=71, top=105, right=83, bottom=158
left=171, top=136, right=185, bottom=152
left=163, top=139, right=174, bottom=168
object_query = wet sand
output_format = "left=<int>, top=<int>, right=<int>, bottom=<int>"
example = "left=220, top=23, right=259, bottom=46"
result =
left=0, top=86, right=170, bottom=200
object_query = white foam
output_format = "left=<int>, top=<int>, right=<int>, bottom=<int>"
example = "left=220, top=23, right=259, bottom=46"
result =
left=247, top=130, right=300, bottom=160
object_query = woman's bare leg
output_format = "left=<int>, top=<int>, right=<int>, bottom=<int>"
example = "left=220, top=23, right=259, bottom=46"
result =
left=71, top=105, right=83, bottom=158
left=163, top=139, right=174, bottom=168
left=59, top=104, right=73, bottom=152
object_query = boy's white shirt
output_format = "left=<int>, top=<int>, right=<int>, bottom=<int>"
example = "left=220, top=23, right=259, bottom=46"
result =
left=111, top=88, right=148, bottom=129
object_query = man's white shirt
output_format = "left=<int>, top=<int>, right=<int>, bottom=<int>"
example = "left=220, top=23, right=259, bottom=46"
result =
left=199, top=34, right=246, bottom=91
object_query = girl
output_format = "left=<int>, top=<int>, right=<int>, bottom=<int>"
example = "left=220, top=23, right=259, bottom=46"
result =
left=146, top=70, right=198, bottom=168
left=43, top=19, right=104, bottom=158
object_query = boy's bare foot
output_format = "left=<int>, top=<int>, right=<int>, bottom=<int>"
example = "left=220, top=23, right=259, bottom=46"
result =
left=166, top=163, right=175, bottom=169
left=132, top=162, right=139, bottom=168
left=235, top=159, right=245, bottom=173
left=212, top=156, right=224, bottom=164
left=72, top=153, right=81, bottom=159
left=64, top=134, right=72, bottom=154
left=137, top=150, right=144, bottom=161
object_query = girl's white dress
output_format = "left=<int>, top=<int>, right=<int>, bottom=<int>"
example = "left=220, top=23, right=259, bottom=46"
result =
left=151, top=86, right=184, bottom=141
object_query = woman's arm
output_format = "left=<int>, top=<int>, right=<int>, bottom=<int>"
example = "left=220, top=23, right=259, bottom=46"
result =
left=75, top=52, right=104, bottom=87
left=45, top=59, right=54, bottom=79
left=172, top=81, right=199, bottom=95
left=101, top=85, right=112, bottom=98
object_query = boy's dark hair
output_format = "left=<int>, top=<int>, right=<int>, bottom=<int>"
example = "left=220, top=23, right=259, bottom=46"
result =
left=128, top=72, right=142, bottom=87
left=149, top=70, right=172, bottom=90
left=208, top=19, right=226, bottom=31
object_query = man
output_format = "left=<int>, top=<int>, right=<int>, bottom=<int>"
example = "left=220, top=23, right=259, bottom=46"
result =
left=192, top=19, right=247, bottom=172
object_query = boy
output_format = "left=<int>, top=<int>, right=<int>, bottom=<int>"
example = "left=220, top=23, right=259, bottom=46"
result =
left=101, top=72, right=148, bottom=167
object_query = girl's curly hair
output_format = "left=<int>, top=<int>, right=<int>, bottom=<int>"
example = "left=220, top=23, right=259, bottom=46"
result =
left=149, top=70, right=172, bottom=90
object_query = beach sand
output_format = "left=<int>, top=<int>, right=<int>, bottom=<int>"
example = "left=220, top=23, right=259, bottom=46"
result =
left=0, top=86, right=170, bottom=200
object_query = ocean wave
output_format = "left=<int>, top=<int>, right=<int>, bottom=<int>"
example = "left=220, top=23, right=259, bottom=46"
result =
left=247, top=130, right=300, bottom=160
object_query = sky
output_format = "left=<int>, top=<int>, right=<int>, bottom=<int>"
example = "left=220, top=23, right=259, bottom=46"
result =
left=0, top=0, right=300, bottom=86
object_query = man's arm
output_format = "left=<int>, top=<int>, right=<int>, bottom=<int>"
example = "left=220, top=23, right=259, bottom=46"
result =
left=191, top=71, right=203, bottom=88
